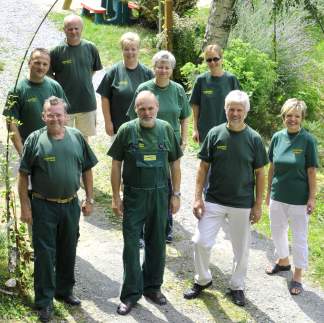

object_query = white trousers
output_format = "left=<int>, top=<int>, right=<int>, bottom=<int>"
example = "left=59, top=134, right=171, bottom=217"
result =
left=269, top=199, right=309, bottom=269
left=192, top=201, right=251, bottom=290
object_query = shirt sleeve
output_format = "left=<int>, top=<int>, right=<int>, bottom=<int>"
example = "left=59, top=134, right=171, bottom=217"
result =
left=96, top=68, right=114, bottom=99
left=198, top=131, right=212, bottom=162
left=253, top=135, right=269, bottom=169
left=91, top=43, right=103, bottom=71
left=189, top=76, right=201, bottom=105
left=178, top=85, right=191, bottom=120
left=166, top=124, right=183, bottom=162
left=305, top=133, right=319, bottom=168
left=81, top=136, right=99, bottom=172
left=268, top=136, right=275, bottom=162
left=19, top=133, right=37, bottom=174
left=126, top=87, right=140, bottom=120
left=107, top=124, right=128, bottom=161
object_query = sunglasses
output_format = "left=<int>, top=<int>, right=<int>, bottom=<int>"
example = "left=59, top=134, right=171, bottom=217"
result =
left=206, top=57, right=221, bottom=63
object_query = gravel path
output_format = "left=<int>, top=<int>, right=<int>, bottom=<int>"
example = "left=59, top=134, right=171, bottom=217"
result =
left=0, top=1, right=324, bottom=322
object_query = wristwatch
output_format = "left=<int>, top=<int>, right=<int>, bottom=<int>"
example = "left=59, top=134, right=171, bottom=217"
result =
left=85, top=198, right=94, bottom=205
left=172, top=191, right=181, bottom=198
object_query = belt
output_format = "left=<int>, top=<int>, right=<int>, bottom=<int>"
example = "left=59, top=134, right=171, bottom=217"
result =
left=32, top=192, right=77, bottom=204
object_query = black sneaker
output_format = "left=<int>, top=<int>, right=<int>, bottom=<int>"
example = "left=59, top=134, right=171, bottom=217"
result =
left=183, top=281, right=212, bottom=299
left=38, top=304, right=53, bottom=322
left=166, top=235, right=173, bottom=244
left=229, top=289, right=245, bottom=306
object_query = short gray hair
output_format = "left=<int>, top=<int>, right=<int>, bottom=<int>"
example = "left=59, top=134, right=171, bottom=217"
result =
left=152, top=50, right=176, bottom=69
left=224, top=90, right=250, bottom=113
left=43, top=96, right=68, bottom=113
left=280, top=98, right=307, bottom=119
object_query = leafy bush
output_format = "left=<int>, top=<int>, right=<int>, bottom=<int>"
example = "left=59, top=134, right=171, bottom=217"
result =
left=138, top=0, right=198, bottom=28
left=230, top=1, right=323, bottom=119
left=181, top=39, right=279, bottom=137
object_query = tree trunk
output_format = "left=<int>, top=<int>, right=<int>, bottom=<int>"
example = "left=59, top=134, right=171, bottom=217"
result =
left=203, top=0, right=237, bottom=49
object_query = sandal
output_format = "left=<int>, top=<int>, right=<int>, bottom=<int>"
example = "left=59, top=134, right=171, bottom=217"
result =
left=289, top=280, right=304, bottom=295
left=265, top=263, right=291, bottom=275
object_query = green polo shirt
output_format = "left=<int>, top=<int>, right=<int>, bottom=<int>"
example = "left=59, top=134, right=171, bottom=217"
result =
left=97, top=61, right=153, bottom=132
left=190, top=71, right=240, bottom=143
left=108, top=119, right=183, bottom=188
left=127, top=79, right=191, bottom=143
left=20, top=127, right=98, bottom=198
left=50, top=39, right=102, bottom=114
left=3, top=77, right=68, bottom=142
left=199, top=123, right=268, bottom=208
left=269, top=128, right=319, bottom=205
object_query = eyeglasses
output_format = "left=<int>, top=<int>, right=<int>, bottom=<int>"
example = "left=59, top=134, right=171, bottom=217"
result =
left=206, top=57, right=221, bottom=63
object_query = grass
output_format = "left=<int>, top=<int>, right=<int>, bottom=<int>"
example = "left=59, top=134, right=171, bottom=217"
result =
left=49, top=12, right=157, bottom=68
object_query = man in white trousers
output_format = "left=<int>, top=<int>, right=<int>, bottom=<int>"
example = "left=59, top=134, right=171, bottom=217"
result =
left=183, top=90, right=268, bottom=306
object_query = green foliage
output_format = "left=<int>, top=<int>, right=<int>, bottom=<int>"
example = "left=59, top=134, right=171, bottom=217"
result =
left=181, top=39, right=279, bottom=136
left=170, top=13, right=204, bottom=81
left=138, top=0, right=198, bottom=28
left=231, top=1, right=323, bottom=121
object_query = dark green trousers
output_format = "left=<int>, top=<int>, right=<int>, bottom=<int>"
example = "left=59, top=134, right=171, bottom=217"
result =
left=31, top=197, right=80, bottom=308
left=121, top=185, right=168, bottom=304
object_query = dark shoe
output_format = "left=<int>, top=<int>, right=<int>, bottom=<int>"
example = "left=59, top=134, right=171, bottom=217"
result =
left=289, top=280, right=304, bottom=295
left=38, top=305, right=53, bottom=322
left=139, top=238, right=145, bottom=249
left=117, top=301, right=134, bottom=315
left=266, top=263, right=291, bottom=275
left=183, top=281, right=212, bottom=299
left=230, top=289, right=245, bottom=306
left=144, top=291, right=167, bottom=305
left=55, top=294, right=81, bottom=306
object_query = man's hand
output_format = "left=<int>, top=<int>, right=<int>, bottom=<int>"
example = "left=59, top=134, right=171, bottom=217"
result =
left=21, top=207, right=32, bottom=224
left=170, top=195, right=181, bottom=214
left=193, top=198, right=205, bottom=220
left=105, top=121, right=114, bottom=137
left=112, top=195, right=123, bottom=216
left=192, top=130, right=199, bottom=143
left=81, top=200, right=93, bottom=216
left=307, top=197, right=315, bottom=215
left=250, top=203, right=262, bottom=224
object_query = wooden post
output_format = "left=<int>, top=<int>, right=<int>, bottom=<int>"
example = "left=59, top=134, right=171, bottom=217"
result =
left=62, top=0, right=72, bottom=10
left=164, top=0, right=173, bottom=51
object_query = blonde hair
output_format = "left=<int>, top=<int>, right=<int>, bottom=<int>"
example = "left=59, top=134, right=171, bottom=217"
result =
left=204, top=44, right=223, bottom=58
left=120, top=32, right=140, bottom=49
left=280, top=98, right=307, bottom=119
left=224, top=90, right=250, bottom=112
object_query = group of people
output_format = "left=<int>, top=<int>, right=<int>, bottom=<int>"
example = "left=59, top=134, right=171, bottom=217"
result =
left=2, top=12, right=319, bottom=322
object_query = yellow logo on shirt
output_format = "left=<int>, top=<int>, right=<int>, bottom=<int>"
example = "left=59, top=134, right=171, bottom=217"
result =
left=217, top=145, right=227, bottom=151
left=62, top=59, right=72, bottom=65
left=203, top=89, right=214, bottom=95
left=139, top=143, right=145, bottom=149
left=44, top=156, right=56, bottom=162
left=144, top=155, right=156, bottom=161
left=119, top=80, right=128, bottom=86
left=27, top=97, right=38, bottom=103
left=292, top=148, right=303, bottom=154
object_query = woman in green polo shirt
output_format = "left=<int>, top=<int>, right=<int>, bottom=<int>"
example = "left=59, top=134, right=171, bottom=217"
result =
left=265, top=99, right=319, bottom=296
left=97, top=32, right=153, bottom=140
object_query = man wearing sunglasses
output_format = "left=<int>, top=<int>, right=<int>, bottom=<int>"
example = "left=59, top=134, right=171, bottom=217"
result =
left=190, top=44, right=240, bottom=144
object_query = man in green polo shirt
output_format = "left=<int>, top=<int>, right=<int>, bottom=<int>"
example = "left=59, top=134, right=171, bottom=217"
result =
left=108, top=91, right=182, bottom=316
left=3, top=48, right=68, bottom=156
left=18, top=96, right=98, bottom=322
left=184, top=90, right=268, bottom=307
left=50, top=14, right=102, bottom=141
